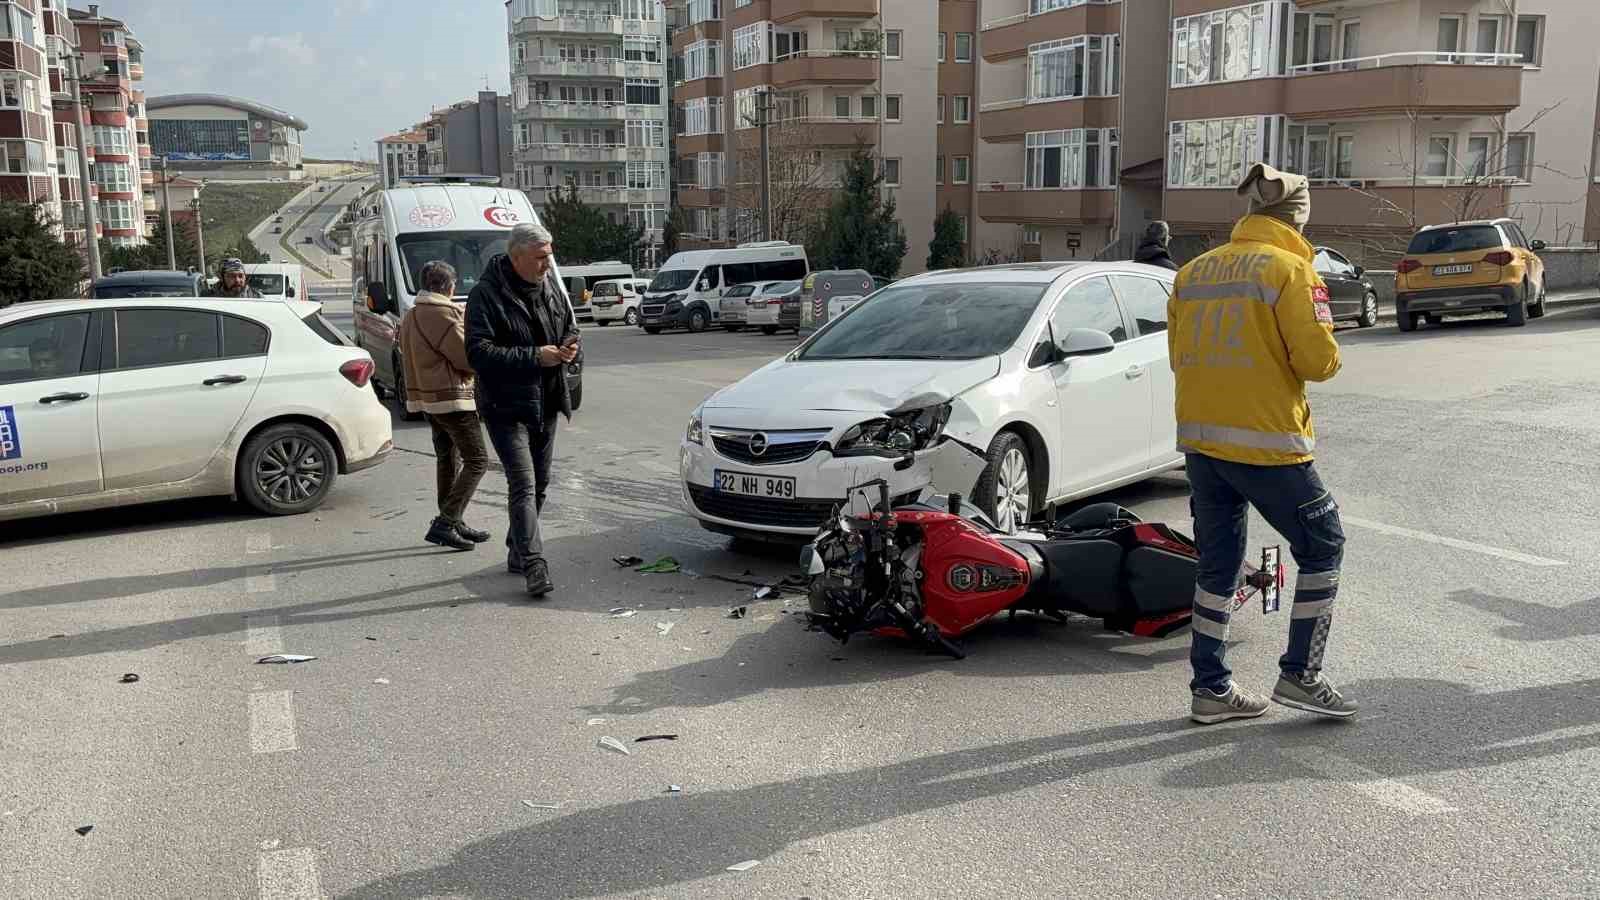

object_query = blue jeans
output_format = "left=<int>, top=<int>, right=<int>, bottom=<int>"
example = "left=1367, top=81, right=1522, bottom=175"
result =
left=484, top=413, right=559, bottom=568
left=1186, top=453, right=1345, bottom=693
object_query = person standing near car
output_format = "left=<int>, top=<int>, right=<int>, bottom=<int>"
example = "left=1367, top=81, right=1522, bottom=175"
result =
left=1169, top=162, right=1356, bottom=725
left=398, top=260, right=491, bottom=552
left=207, top=258, right=264, bottom=298
left=1134, top=221, right=1179, bottom=271
left=465, top=222, right=579, bottom=598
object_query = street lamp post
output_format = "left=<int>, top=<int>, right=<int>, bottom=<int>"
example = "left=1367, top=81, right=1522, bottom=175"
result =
left=63, top=54, right=104, bottom=281
left=190, top=190, right=206, bottom=273
left=160, top=155, right=176, bottom=269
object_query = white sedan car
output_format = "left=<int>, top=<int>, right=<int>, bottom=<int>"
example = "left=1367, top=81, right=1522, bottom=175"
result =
left=0, top=296, right=392, bottom=522
left=680, top=262, right=1183, bottom=538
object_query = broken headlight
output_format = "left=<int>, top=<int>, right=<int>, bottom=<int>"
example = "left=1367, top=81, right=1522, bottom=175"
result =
left=834, top=403, right=952, bottom=457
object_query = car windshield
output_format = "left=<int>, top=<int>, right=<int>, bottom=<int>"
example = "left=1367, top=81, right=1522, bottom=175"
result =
left=799, top=282, right=1048, bottom=361
left=649, top=269, right=697, bottom=292
left=397, top=231, right=510, bottom=298
left=247, top=274, right=285, bottom=295
left=1408, top=226, right=1503, bottom=255
left=92, top=284, right=194, bottom=298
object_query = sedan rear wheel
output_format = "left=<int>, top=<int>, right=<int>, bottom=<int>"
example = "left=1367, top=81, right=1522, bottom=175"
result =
left=239, top=424, right=337, bottom=516
left=1357, top=291, right=1378, bottom=328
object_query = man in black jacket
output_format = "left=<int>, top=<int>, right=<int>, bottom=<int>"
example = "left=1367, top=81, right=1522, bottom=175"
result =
left=465, top=222, right=579, bottom=598
left=1134, top=221, right=1180, bottom=271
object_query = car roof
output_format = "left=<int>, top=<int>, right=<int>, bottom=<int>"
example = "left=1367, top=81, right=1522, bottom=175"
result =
left=893, top=261, right=1159, bottom=286
left=1416, top=219, right=1510, bottom=232
left=0, top=296, right=297, bottom=324
left=93, top=270, right=199, bottom=284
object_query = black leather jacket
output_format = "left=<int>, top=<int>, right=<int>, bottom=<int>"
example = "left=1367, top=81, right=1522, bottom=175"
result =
left=1134, top=239, right=1179, bottom=271
left=465, top=254, right=577, bottom=423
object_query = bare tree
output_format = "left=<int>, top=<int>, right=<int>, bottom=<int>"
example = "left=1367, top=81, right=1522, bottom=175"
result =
left=727, top=115, right=848, bottom=246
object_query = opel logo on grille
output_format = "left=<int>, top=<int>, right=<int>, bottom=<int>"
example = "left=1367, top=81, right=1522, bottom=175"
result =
left=748, top=433, right=769, bottom=456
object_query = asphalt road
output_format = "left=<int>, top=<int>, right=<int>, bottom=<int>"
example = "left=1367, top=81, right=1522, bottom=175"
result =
left=4, top=306, right=1600, bottom=899
left=248, top=175, right=373, bottom=285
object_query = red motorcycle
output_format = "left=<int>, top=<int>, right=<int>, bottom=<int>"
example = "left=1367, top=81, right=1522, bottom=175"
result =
left=801, top=478, right=1284, bottom=659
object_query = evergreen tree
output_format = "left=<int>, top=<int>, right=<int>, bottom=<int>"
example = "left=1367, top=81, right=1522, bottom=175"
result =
left=809, top=144, right=908, bottom=279
left=0, top=201, right=85, bottom=306
left=538, top=184, right=647, bottom=265
left=660, top=205, right=685, bottom=260
left=927, top=206, right=966, bottom=270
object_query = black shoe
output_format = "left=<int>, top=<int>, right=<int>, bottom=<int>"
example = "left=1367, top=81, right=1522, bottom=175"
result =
left=524, top=558, right=553, bottom=598
left=507, top=557, right=524, bottom=575
left=453, top=521, right=491, bottom=543
left=425, top=517, right=474, bottom=551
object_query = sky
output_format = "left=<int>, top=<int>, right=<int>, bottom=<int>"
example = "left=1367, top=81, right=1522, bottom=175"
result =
left=98, top=0, right=511, bottom=159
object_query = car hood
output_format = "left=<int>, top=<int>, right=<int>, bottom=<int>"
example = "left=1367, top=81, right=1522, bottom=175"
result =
left=703, top=357, right=1000, bottom=421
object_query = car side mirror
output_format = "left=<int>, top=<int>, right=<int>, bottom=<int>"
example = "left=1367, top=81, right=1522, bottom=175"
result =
left=1531, top=239, right=1546, bottom=251
left=1352, top=265, right=1364, bottom=278
left=1057, top=328, right=1116, bottom=358
left=367, top=281, right=391, bottom=314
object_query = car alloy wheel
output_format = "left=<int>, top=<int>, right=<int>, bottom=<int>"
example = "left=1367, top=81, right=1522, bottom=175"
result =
left=256, top=436, right=328, bottom=505
left=995, top=447, right=1031, bottom=534
left=1358, top=292, right=1378, bottom=328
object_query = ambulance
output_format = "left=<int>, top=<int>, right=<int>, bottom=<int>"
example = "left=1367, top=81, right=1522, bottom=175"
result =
left=349, top=176, right=581, bottom=419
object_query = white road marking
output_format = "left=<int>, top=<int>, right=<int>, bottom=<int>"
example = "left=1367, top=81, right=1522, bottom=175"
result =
left=1284, top=748, right=1456, bottom=815
left=246, top=567, right=277, bottom=593
left=1341, top=515, right=1566, bottom=567
left=257, top=846, right=323, bottom=899
left=249, top=691, right=298, bottom=754
left=245, top=616, right=284, bottom=656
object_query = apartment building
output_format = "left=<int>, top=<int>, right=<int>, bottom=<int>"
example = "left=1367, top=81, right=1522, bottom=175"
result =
left=667, top=0, right=954, bottom=272
left=506, top=0, right=671, bottom=263
left=69, top=3, right=145, bottom=246
left=376, top=129, right=427, bottom=189
left=2, top=0, right=63, bottom=232
left=410, top=92, right=516, bottom=183
left=43, top=0, right=88, bottom=247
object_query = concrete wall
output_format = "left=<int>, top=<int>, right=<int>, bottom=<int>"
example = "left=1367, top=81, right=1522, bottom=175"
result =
left=1507, top=1, right=1600, bottom=247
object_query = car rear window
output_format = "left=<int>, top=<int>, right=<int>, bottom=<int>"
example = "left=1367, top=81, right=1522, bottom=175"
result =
left=300, top=310, right=351, bottom=346
left=593, top=282, right=620, bottom=297
left=1407, top=226, right=1503, bottom=255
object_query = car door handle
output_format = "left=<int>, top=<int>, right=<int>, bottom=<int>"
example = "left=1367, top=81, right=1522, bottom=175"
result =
left=1124, top=366, right=1146, bottom=380
left=40, top=391, right=90, bottom=404
left=203, top=375, right=248, bottom=386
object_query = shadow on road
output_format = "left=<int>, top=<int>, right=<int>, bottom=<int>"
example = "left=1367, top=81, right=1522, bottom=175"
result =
left=337, top=676, right=1600, bottom=900
left=1334, top=302, right=1599, bottom=347
left=1446, top=588, right=1600, bottom=641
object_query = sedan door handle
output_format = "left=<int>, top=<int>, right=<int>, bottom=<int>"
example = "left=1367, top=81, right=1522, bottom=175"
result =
left=1124, top=366, right=1146, bottom=380
left=40, top=391, right=90, bottom=404
left=203, top=375, right=248, bottom=386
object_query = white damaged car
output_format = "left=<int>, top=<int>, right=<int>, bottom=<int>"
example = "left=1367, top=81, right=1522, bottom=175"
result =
left=680, top=262, right=1186, bottom=539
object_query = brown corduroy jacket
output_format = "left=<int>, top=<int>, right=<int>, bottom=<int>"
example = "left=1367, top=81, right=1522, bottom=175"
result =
left=398, top=291, right=476, bottom=414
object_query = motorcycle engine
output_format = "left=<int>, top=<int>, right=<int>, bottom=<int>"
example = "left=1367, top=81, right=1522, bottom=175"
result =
left=804, top=514, right=915, bottom=642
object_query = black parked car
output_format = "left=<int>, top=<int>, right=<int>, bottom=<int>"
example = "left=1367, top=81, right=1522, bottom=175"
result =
left=88, top=270, right=205, bottom=299
left=1312, top=246, right=1379, bottom=328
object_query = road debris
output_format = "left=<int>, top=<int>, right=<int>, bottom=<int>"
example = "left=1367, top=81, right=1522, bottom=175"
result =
left=613, top=555, right=644, bottom=567
left=597, top=736, right=631, bottom=755
left=609, top=609, right=637, bottom=619
left=635, top=734, right=678, bottom=743
left=586, top=717, right=606, bottom=726
left=655, top=622, right=675, bottom=636
left=373, top=678, right=390, bottom=685
left=118, top=673, right=140, bottom=684
left=727, top=606, right=747, bottom=620
left=665, top=785, right=683, bottom=794
left=754, top=586, right=774, bottom=600
left=256, top=654, right=317, bottom=664
left=636, top=557, right=681, bottom=574
left=726, top=860, right=760, bottom=873
left=522, top=800, right=563, bottom=810
left=75, top=825, right=94, bottom=836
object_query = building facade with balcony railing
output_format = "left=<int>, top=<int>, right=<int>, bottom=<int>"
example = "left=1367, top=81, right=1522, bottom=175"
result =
left=2, top=0, right=68, bottom=238
left=509, top=0, right=671, bottom=264
left=70, top=3, right=148, bottom=245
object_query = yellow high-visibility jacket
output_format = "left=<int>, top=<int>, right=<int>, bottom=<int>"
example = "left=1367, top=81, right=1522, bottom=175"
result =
left=1167, top=214, right=1341, bottom=466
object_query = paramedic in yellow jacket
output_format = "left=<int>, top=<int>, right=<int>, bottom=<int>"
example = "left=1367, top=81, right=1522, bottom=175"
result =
left=1169, top=162, right=1357, bottom=726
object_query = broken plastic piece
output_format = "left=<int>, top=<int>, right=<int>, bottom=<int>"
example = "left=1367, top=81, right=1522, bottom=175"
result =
left=727, top=606, right=747, bottom=619
left=256, top=654, right=317, bottom=664
left=586, top=717, right=606, bottom=726
left=75, top=825, right=93, bottom=836
left=613, top=555, right=644, bottom=567
left=665, top=785, right=683, bottom=794
left=636, top=556, right=681, bottom=574
left=609, top=610, right=637, bottom=619
left=655, top=622, right=675, bottom=636
left=753, top=586, right=774, bottom=600
left=597, top=736, right=631, bottom=755
left=522, top=800, right=563, bottom=810
left=635, top=734, right=678, bottom=743
left=373, top=678, right=390, bottom=685
left=118, top=673, right=139, bottom=684
left=726, top=860, right=760, bottom=872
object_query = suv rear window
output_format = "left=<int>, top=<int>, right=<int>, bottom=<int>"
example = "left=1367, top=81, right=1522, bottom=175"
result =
left=1407, top=226, right=1503, bottom=255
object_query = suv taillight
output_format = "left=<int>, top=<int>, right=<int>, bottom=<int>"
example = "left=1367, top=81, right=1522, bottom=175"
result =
left=1484, top=250, right=1515, bottom=266
left=340, top=359, right=374, bottom=387
left=1396, top=259, right=1422, bottom=274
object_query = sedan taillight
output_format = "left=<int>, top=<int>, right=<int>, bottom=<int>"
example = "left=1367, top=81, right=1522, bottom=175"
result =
left=1396, top=259, right=1422, bottom=274
left=1484, top=250, right=1515, bottom=266
left=341, top=359, right=375, bottom=387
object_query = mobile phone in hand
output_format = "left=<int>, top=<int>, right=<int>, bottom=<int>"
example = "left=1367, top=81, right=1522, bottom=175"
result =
left=562, top=335, right=580, bottom=349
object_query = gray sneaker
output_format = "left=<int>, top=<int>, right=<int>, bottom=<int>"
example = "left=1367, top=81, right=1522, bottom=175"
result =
left=1191, top=682, right=1270, bottom=725
left=1272, top=672, right=1358, bottom=718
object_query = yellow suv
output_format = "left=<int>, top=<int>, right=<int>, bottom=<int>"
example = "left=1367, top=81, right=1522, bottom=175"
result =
left=1394, top=218, right=1547, bottom=332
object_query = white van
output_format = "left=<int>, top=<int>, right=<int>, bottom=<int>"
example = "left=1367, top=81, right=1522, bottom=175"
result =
left=560, top=261, right=634, bottom=323
left=591, top=277, right=651, bottom=326
left=639, top=241, right=808, bottom=334
left=349, top=178, right=580, bottom=419
left=242, top=263, right=306, bottom=304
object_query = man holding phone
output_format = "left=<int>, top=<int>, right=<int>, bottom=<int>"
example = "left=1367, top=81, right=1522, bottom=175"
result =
left=466, top=222, right=581, bottom=598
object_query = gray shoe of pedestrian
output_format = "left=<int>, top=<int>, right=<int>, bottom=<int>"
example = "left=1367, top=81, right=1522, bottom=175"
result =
left=524, top=558, right=553, bottom=598
left=1191, top=681, right=1270, bottom=725
left=1272, top=672, right=1358, bottom=718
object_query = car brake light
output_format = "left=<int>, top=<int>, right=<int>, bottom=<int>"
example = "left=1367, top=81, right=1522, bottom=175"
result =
left=1396, top=259, right=1422, bottom=274
left=340, top=358, right=374, bottom=387
left=1484, top=251, right=1514, bottom=266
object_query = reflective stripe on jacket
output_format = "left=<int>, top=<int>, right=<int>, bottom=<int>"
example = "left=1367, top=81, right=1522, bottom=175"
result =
left=1166, top=215, right=1341, bottom=466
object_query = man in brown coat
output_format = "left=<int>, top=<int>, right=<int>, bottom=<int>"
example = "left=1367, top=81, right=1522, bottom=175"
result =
left=398, top=260, right=491, bottom=551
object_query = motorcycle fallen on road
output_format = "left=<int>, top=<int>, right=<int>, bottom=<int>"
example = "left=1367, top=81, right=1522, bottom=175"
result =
left=799, top=445, right=1284, bottom=660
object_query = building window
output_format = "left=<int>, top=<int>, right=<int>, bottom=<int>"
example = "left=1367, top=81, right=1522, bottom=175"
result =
left=1029, top=35, right=1121, bottom=101
left=953, top=96, right=971, bottom=124
left=936, top=95, right=944, bottom=123
left=1024, top=128, right=1118, bottom=189
left=0, top=73, right=40, bottom=112
left=935, top=155, right=944, bottom=183
left=885, top=95, right=901, bottom=122
left=102, top=29, right=122, bottom=47
left=859, top=95, right=876, bottom=119
left=622, top=0, right=658, bottom=22
left=1504, top=133, right=1533, bottom=182
left=99, top=200, right=135, bottom=230
left=625, top=78, right=662, bottom=105
left=1436, top=15, right=1463, bottom=63
left=1, top=139, right=46, bottom=175
left=1334, top=133, right=1353, bottom=179
left=627, top=161, right=668, bottom=190
left=95, top=162, right=134, bottom=193
left=734, top=88, right=764, bottom=130
left=953, top=156, right=971, bottom=184
left=957, top=216, right=968, bottom=242
left=1424, top=134, right=1454, bottom=178
left=937, top=32, right=946, bottom=62
left=733, top=22, right=771, bottom=69
left=1167, top=116, right=1273, bottom=188
left=683, top=40, right=722, bottom=81
left=681, top=97, right=724, bottom=135
left=882, top=157, right=900, bottom=186
left=834, top=95, right=850, bottom=119
left=955, top=33, right=973, bottom=62
left=1475, top=15, right=1505, bottom=61
left=1023, top=226, right=1041, bottom=245
left=629, top=203, right=666, bottom=231
left=1514, top=16, right=1544, bottom=66
left=625, top=36, right=663, bottom=63
left=687, top=0, right=721, bottom=25
left=627, top=119, right=666, bottom=148
left=885, top=30, right=902, bottom=59
left=697, top=152, right=725, bottom=188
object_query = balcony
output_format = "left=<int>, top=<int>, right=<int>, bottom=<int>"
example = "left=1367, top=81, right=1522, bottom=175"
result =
left=770, top=0, right=878, bottom=25
left=510, top=12, right=657, bottom=38
left=516, top=57, right=666, bottom=79
left=770, top=51, right=876, bottom=87
left=518, top=143, right=668, bottom=164
left=1286, top=53, right=1523, bottom=120
left=980, top=96, right=1119, bottom=143
left=1164, top=180, right=1511, bottom=230
left=678, top=186, right=724, bottom=207
left=980, top=2, right=1121, bottom=63
left=519, top=100, right=666, bottom=121
left=526, top=185, right=669, bottom=206
left=733, top=116, right=876, bottom=148
left=976, top=184, right=1116, bottom=225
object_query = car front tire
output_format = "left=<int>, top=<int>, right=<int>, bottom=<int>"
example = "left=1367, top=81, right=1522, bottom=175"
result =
left=688, top=307, right=709, bottom=333
left=1357, top=291, right=1378, bottom=328
left=974, top=431, right=1033, bottom=534
left=239, top=424, right=338, bottom=516
left=761, top=325, right=779, bottom=335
